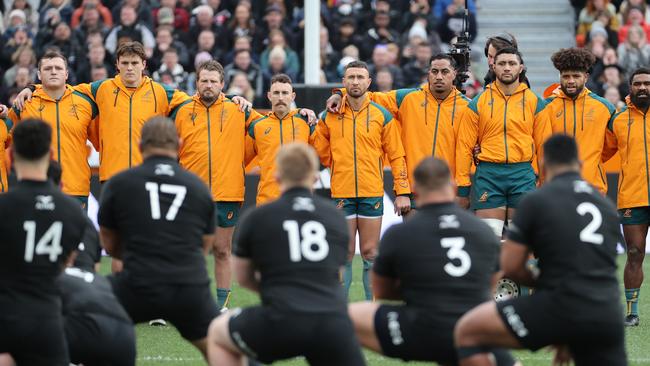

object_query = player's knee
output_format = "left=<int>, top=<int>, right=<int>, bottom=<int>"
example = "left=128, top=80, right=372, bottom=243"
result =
left=454, top=313, right=480, bottom=347
left=214, top=247, right=231, bottom=261
left=627, top=246, right=646, bottom=264
left=360, top=249, right=376, bottom=261
left=207, top=314, right=229, bottom=346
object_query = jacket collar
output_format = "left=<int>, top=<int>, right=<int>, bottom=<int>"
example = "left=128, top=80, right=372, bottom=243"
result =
left=625, top=95, right=650, bottom=114
left=551, top=86, right=590, bottom=101
left=339, top=93, right=371, bottom=114
left=486, top=81, right=529, bottom=98
left=265, top=108, right=300, bottom=121
left=33, top=85, right=74, bottom=102
left=112, top=74, right=150, bottom=94
left=192, top=92, right=225, bottom=108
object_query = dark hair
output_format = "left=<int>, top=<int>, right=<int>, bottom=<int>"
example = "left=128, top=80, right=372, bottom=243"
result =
left=495, top=47, right=523, bottom=64
left=344, top=60, right=369, bottom=73
left=629, top=67, right=650, bottom=85
left=140, top=116, right=179, bottom=151
left=270, top=73, right=292, bottom=86
left=38, top=49, right=68, bottom=70
left=484, top=32, right=517, bottom=57
left=551, top=48, right=595, bottom=73
left=196, top=59, right=224, bottom=82
left=543, top=134, right=579, bottom=167
left=116, top=41, right=146, bottom=61
left=234, top=48, right=251, bottom=57
left=12, top=119, right=52, bottom=161
left=413, top=157, right=451, bottom=192
left=47, top=160, right=62, bottom=185
left=429, top=53, right=457, bottom=69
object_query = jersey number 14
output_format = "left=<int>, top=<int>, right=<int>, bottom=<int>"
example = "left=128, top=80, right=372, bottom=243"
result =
left=23, top=221, right=63, bottom=263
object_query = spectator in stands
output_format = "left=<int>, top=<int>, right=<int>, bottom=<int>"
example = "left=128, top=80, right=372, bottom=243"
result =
left=620, top=0, right=650, bottom=22
left=368, top=44, right=404, bottom=89
left=401, top=0, right=436, bottom=33
left=331, top=17, right=361, bottom=53
left=437, top=0, right=477, bottom=44
left=110, top=0, right=152, bottom=32
left=153, top=0, right=189, bottom=33
left=5, top=8, right=28, bottom=35
left=150, top=26, right=189, bottom=71
left=226, top=71, right=255, bottom=103
left=0, top=25, right=31, bottom=69
left=222, top=2, right=256, bottom=52
left=618, top=25, right=650, bottom=77
left=604, top=85, right=626, bottom=110
left=433, top=0, right=476, bottom=20
left=197, top=0, right=230, bottom=27
left=153, top=47, right=188, bottom=90
left=72, top=3, right=110, bottom=46
left=359, top=10, right=399, bottom=60
left=375, top=67, right=393, bottom=92
left=618, top=5, right=650, bottom=45
left=77, top=43, right=114, bottom=82
left=337, top=44, right=359, bottom=77
left=320, top=24, right=339, bottom=83
left=586, top=22, right=611, bottom=53
left=42, top=21, right=82, bottom=74
left=260, top=29, right=299, bottom=80
left=90, top=64, right=108, bottom=81
left=589, top=45, right=618, bottom=87
left=403, top=41, right=433, bottom=87
left=188, top=4, right=218, bottom=46
left=224, top=48, right=263, bottom=102
left=70, top=0, right=112, bottom=29
left=0, top=65, right=31, bottom=104
left=577, top=0, right=618, bottom=46
left=220, top=34, right=254, bottom=65
left=262, top=46, right=293, bottom=89
left=3, top=45, right=35, bottom=87
left=186, top=50, right=212, bottom=94
left=9, top=0, right=37, bottom=33
left=254, top=4, right=294, bottom=54
left=594, top=64, right=629, bottom=97
left=105, top=5, right=155, bottom=57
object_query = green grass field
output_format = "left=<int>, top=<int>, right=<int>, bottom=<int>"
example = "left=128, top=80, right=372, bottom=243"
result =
left=99, top=255, right=650, bottom=366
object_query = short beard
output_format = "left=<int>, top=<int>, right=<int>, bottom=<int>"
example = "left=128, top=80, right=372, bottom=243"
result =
left=632, top=93, right=650, bottom=110
left=496, top=75, right=518, bottom=85
left=200, top=93, right=218, bottom=105
left=561, top=85, right=584, bottom=99
left=348, top=89, right=367, bottom=98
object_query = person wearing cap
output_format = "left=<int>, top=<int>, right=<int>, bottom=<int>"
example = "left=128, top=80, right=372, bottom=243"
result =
left=153, top=0, right=189, bottom=32
left=544, top=47, right=616, bottom=195
left=105, top=5, right=155, bottom=58
left=189, top=5, right=220, bottom=43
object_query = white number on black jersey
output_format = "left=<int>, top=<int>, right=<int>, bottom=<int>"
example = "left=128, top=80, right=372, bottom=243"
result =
left=576, top=202, right=604, bottom=245
left=441, top=237, right=471, bottom=277
left=23, top=221, right=63, bottom=262
left=282, top=220, right=329, bottom=262
left=145, top=182, right=187, bottom=221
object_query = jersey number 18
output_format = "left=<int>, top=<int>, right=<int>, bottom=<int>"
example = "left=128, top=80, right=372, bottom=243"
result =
left=282, top=220, right=329, bottom=262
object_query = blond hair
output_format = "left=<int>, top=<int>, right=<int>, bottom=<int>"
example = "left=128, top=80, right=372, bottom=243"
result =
left=276, top=142, right=319, bottom=186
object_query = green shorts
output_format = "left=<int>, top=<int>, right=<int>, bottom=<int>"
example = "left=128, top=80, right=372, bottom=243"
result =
left=214, top=201, right=243, bottom=228
left=619, top=207, right=650, bottom=225
left=472, top=162, right=536, bottom=210
left=334, top=197, right=383, bottom=218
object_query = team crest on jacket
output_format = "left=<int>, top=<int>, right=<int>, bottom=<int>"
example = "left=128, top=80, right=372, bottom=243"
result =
left=68, top=104, right=78, bottom=117
left=479, top=192, right=488, bottom=202
left=555, top=110, right=563, bottom=118
left=264, top=127, right=272, bottom=135
left=141, top=90, right=153, bottom=103
left=585, top=108, right=595, bottom=120
left=623, top=209, right=632, bottom=218
left=336, top=200, right=345, bottom=209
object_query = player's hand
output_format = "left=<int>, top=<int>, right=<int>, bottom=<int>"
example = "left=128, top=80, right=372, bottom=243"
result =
left=472, top=144, right=481, bottom=166
left=456, top=196, right=470, bottom=209
left=300, top=108, right=318, bottom=125
left=13, top=88, right=33, bottom=111
left=327, top=93, right=342, bottom=113
left=550, top=344, right=572, bottom=366
left=0, top=104, right=8, bottom=118
left=394, top=195, right=411, bottom=216
left=231, top=95, right=252, bottom=113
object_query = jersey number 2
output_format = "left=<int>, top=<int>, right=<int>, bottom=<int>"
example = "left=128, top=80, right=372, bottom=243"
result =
left=145, top=182, right=187, bottom=221
left=282, top=220, right=329, bottom=262
left=576, top=202, right=604, bottom=245
left=441, top=237, right=471, bottom=277
left=23, top=221, right=63, bottom=263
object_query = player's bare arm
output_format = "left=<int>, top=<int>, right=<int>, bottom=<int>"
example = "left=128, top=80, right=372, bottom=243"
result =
left=371, top=272, right=401, bottom=300
left=99, top=227, right=123, bottom=260
left=233, top=256, right=260, bottom=293
left=500, top=239, right=536, bottom=287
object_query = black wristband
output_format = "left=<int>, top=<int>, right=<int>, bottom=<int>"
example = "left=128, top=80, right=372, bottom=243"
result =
left=27, top=84, right=36, bottom=92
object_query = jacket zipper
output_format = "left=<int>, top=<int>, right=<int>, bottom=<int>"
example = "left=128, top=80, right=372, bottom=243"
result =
left=353, top=115, right=359, bottom=198
left=572, top=99, right=577, bottom=137
left=55, top=100, right=61, bottom=163
left=503, top=100, right=509, bottom=163
left=279, top=116, right=284, bottom=145
left=432, top=101, right=441, bottom=156
left=644, top=114, right=650, bottom=205
left=128, top=95, right=133, bottom=167
left=207, top=106, right=213, bottom=191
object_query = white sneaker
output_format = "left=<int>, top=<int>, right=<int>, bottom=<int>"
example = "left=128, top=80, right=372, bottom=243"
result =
left=148, top=319, right=167, bottom=326
left=220, top=306, right=229, bottom=314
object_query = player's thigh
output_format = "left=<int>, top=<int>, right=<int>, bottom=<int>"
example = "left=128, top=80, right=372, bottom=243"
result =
left=472, top=162, right=507, bottom=210
left=357, top=216, right=382, bottom=253
left=305, top=312, right=366, bottom=366
left=215, top=201, right=243, bottom=228
left=493, top=292, right=567, bottom=351
left=164, top=283, right=220, bottom=342
left=108, top=274, right=159, bottom=323
left=66, top=315, right=135, bottom=366
left=505, top=162, right=536, bottom=208
left=620, top=209, right=650, bottom=249
left=374, top=305, right=456, bottom=363
left=227, top=306, right=306, bottom=364
left=0, top=353, right=13, bottom=366
left=10, top=315, right=69, bottom=366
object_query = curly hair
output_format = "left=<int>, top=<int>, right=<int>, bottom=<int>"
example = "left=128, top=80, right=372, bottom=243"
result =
left=551, top=48, right=595, bottom=73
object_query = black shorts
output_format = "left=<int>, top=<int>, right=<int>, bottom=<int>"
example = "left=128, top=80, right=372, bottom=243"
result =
left=109, top=275, right=219, bottom=341
left=65, top=313, right=136, bottom=366
left=497, top=291, right=627, bottom=366
left=374, top=305, right=515, bottom=366
left=0, top=313, right=69, bottom=366
left=228, top=306, right=365, bottom=366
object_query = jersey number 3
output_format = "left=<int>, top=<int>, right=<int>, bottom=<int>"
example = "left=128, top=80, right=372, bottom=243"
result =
left=145, top=182, right=187, bottom=221
left=282, top=220, right=329, bottom=262
left=441, top=237, right=471, bottom=277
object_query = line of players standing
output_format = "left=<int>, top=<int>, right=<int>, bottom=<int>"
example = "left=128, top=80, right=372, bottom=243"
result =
left=0, top=32, right=643, bottom=365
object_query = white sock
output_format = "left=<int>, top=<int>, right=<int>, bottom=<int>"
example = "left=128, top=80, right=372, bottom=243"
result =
left=482, top=218, right=504, bottom=238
